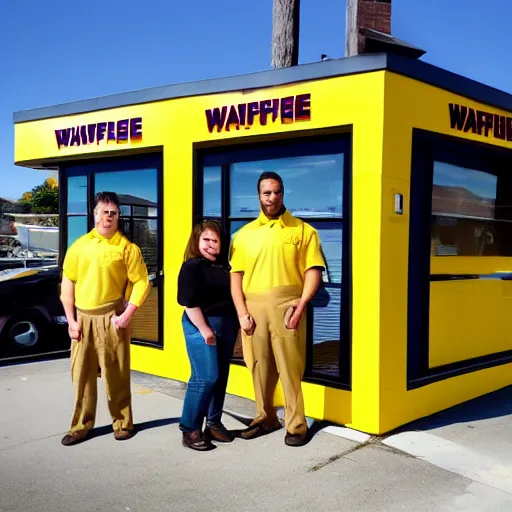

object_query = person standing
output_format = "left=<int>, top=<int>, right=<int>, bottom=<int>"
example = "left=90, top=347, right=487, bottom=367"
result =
left=60, top=191, right=150, bottom=446
left=230, top=172, right=326, bottom=447
left=177, top=220, right=239, bottom=451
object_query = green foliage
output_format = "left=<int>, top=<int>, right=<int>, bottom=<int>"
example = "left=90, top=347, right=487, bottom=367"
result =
left=19, top=177, right=59, bottom=214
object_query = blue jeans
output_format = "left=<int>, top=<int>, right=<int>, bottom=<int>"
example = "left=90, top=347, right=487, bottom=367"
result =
left=179, top=312, right=238, bottom=433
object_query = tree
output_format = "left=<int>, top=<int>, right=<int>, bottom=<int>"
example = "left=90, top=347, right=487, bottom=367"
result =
left=271, top=0, right=300, bottom=69
left=19, top=177, right=59, bottom=214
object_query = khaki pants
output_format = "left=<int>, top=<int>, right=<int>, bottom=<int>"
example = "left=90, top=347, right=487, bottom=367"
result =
left=69, top=300, right=133, bottom=433
left=242, top=285, right=307, bottom=435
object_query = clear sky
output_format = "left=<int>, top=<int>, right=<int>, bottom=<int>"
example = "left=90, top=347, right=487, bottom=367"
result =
left=1, top=0, right=511, bottom=200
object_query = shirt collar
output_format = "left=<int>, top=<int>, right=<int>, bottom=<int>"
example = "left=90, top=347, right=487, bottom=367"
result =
left=257, top=209, right=293, bottom=228
left=90, top=228, right=122, bottom=243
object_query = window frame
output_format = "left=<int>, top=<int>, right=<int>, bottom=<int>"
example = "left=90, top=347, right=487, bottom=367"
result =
left=408, top=129, right=512, bottom=389
left=59, top=153, right=164, bottom=349
left=194, top=132, right=352, bottom=388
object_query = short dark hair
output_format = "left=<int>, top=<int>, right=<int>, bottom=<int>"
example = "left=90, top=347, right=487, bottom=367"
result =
left=94, top=191, right=120, bottom=211
left=257, top=172, right=284, bottom=194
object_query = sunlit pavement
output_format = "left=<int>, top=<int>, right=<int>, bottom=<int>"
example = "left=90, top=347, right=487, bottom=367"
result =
left=2, top=359, right=512, bottom=512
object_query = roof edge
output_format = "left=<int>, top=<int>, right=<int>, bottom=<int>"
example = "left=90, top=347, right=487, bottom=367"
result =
left=387, top=53, right=512, bottom=114
left=13, top=53, right=389, bottom=124
left=13, top=53, right=512, bottom=124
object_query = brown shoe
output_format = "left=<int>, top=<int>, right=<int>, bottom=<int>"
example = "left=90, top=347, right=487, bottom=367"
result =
left=61, top=430, right=89, bottom=446
left=240, top=421, right=281, bottom=440
left=114, top=429, right=135, bottom=441
left=205, top=424, right=234, bottom=443
left=284, top=430, right=309, bottom=447
left=182, top=430, right=214, bottom=451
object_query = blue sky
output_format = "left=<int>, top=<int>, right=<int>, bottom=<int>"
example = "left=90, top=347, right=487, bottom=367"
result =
left=1, top=0, right=512, bottom=200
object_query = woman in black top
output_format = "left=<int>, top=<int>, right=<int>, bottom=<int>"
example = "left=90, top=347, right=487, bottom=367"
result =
left=177, top=220, right=239, bottom=451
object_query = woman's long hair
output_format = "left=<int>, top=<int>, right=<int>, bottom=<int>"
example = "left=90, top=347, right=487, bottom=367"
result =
left=184, top=219, right=223, bottom=262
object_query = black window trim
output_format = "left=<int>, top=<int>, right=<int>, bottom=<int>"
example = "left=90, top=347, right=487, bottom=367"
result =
left=194, top=130, right=352, bottom=389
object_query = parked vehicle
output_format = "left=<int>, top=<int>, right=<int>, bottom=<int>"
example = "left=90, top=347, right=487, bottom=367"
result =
left=0, top=266, right=69, bottom=358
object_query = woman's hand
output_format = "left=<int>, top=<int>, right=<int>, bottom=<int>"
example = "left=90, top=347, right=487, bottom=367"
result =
left=239, top=314, right=255, bottom=336
left=200, top=327, right=217, bottom=346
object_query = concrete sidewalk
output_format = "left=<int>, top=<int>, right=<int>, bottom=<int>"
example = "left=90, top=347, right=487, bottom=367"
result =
left=1, top=359, right=512, bottom=512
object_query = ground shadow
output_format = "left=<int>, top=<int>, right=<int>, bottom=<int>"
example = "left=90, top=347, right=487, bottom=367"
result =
left=0, top=350, right=70, bottom=368
left=389, top=385, right=512, bottom=436
left=88, top=417, right=180, bottom=440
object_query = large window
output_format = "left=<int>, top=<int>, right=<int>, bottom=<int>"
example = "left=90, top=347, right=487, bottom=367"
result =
left=62, top=156, right=163, bottom=348
left=408, top=130, right=512, bottom=388
left=431, top=161, right=512, bottom=257
left=197, top=135, right=351, bottom=385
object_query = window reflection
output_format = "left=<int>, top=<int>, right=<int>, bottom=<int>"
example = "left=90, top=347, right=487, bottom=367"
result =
left=95, top=169, right=157, bottom=214
left=134, top=219, right=158, bottom=273
left=431, top=162, right=512, bottom=256
left=67, top=216, right=87, bottom=248
left=310, top=222, right=342, bottom=377
left=204, top=166, right=222, bottom=217
left=68, top=176, right=87, bottom=214
left=230, top=154, right=343, bottom=218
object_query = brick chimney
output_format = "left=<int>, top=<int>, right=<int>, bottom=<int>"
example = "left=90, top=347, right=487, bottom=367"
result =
left=345, top=0, right=425, bottom=59
left=346, top=0, right=391, bottom=56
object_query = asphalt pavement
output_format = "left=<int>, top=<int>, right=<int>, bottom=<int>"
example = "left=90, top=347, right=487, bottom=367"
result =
left=1, top=359, right=512, bottom=512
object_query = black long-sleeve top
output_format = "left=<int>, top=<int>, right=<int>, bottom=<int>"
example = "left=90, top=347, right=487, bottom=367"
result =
left=177, top=257, right=236, bottom=317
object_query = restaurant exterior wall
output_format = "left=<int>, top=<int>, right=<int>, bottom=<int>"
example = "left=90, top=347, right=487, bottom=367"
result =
left=14, top=70, right=387, bottom=432
left=379, top=71, right=512, bottom=433
left=16, top=61, right=512, bottom=434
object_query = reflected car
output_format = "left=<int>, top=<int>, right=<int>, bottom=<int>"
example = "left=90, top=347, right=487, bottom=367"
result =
left=0, top=266, right=69, bottom=358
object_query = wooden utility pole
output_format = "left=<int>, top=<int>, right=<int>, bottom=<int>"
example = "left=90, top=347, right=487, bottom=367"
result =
left=345, top=0, right=359, bottom=57
left=271, top=0, right=300, bottom=69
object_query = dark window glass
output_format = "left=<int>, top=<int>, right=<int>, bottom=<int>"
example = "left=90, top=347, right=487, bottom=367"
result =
left=431, top=161, right=512, bottom=256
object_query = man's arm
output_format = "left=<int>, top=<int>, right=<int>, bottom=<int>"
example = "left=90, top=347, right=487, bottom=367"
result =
left=286, top=268, right=323, bottom=330
left=230, top=272, right=248, bottom=317
left=230, top=272, right=255, bottom=335
left=60, top=275, right=81, bottom=340
left=115, top=245, right=150, bottom=329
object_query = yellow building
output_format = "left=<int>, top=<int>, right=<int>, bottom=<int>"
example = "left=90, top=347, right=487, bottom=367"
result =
left=13, top=53, right=512, bottom=435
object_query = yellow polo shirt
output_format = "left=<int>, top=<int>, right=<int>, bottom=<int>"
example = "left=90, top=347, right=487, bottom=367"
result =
left=230, top=210, right=326, bottom=294
left=63, top=228, right=150, bottom=309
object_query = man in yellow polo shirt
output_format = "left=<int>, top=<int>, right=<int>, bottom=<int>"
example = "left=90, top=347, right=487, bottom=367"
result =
left=230, top=171, right=325, bottom=447
left=60, top=191, right=150, bottom=446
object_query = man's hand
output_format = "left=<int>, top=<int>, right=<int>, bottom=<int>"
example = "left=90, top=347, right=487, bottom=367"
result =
left=112, top=303, right=138, bottom=330
left=68, top=320, right=81, bottom=341
left=285, top=301, right=306, bottom=330
left=112, top=313, right=132, bottom=330
left=239, top=314, right=255, bottom=336
left=200, top=327, right=217, bottom=346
